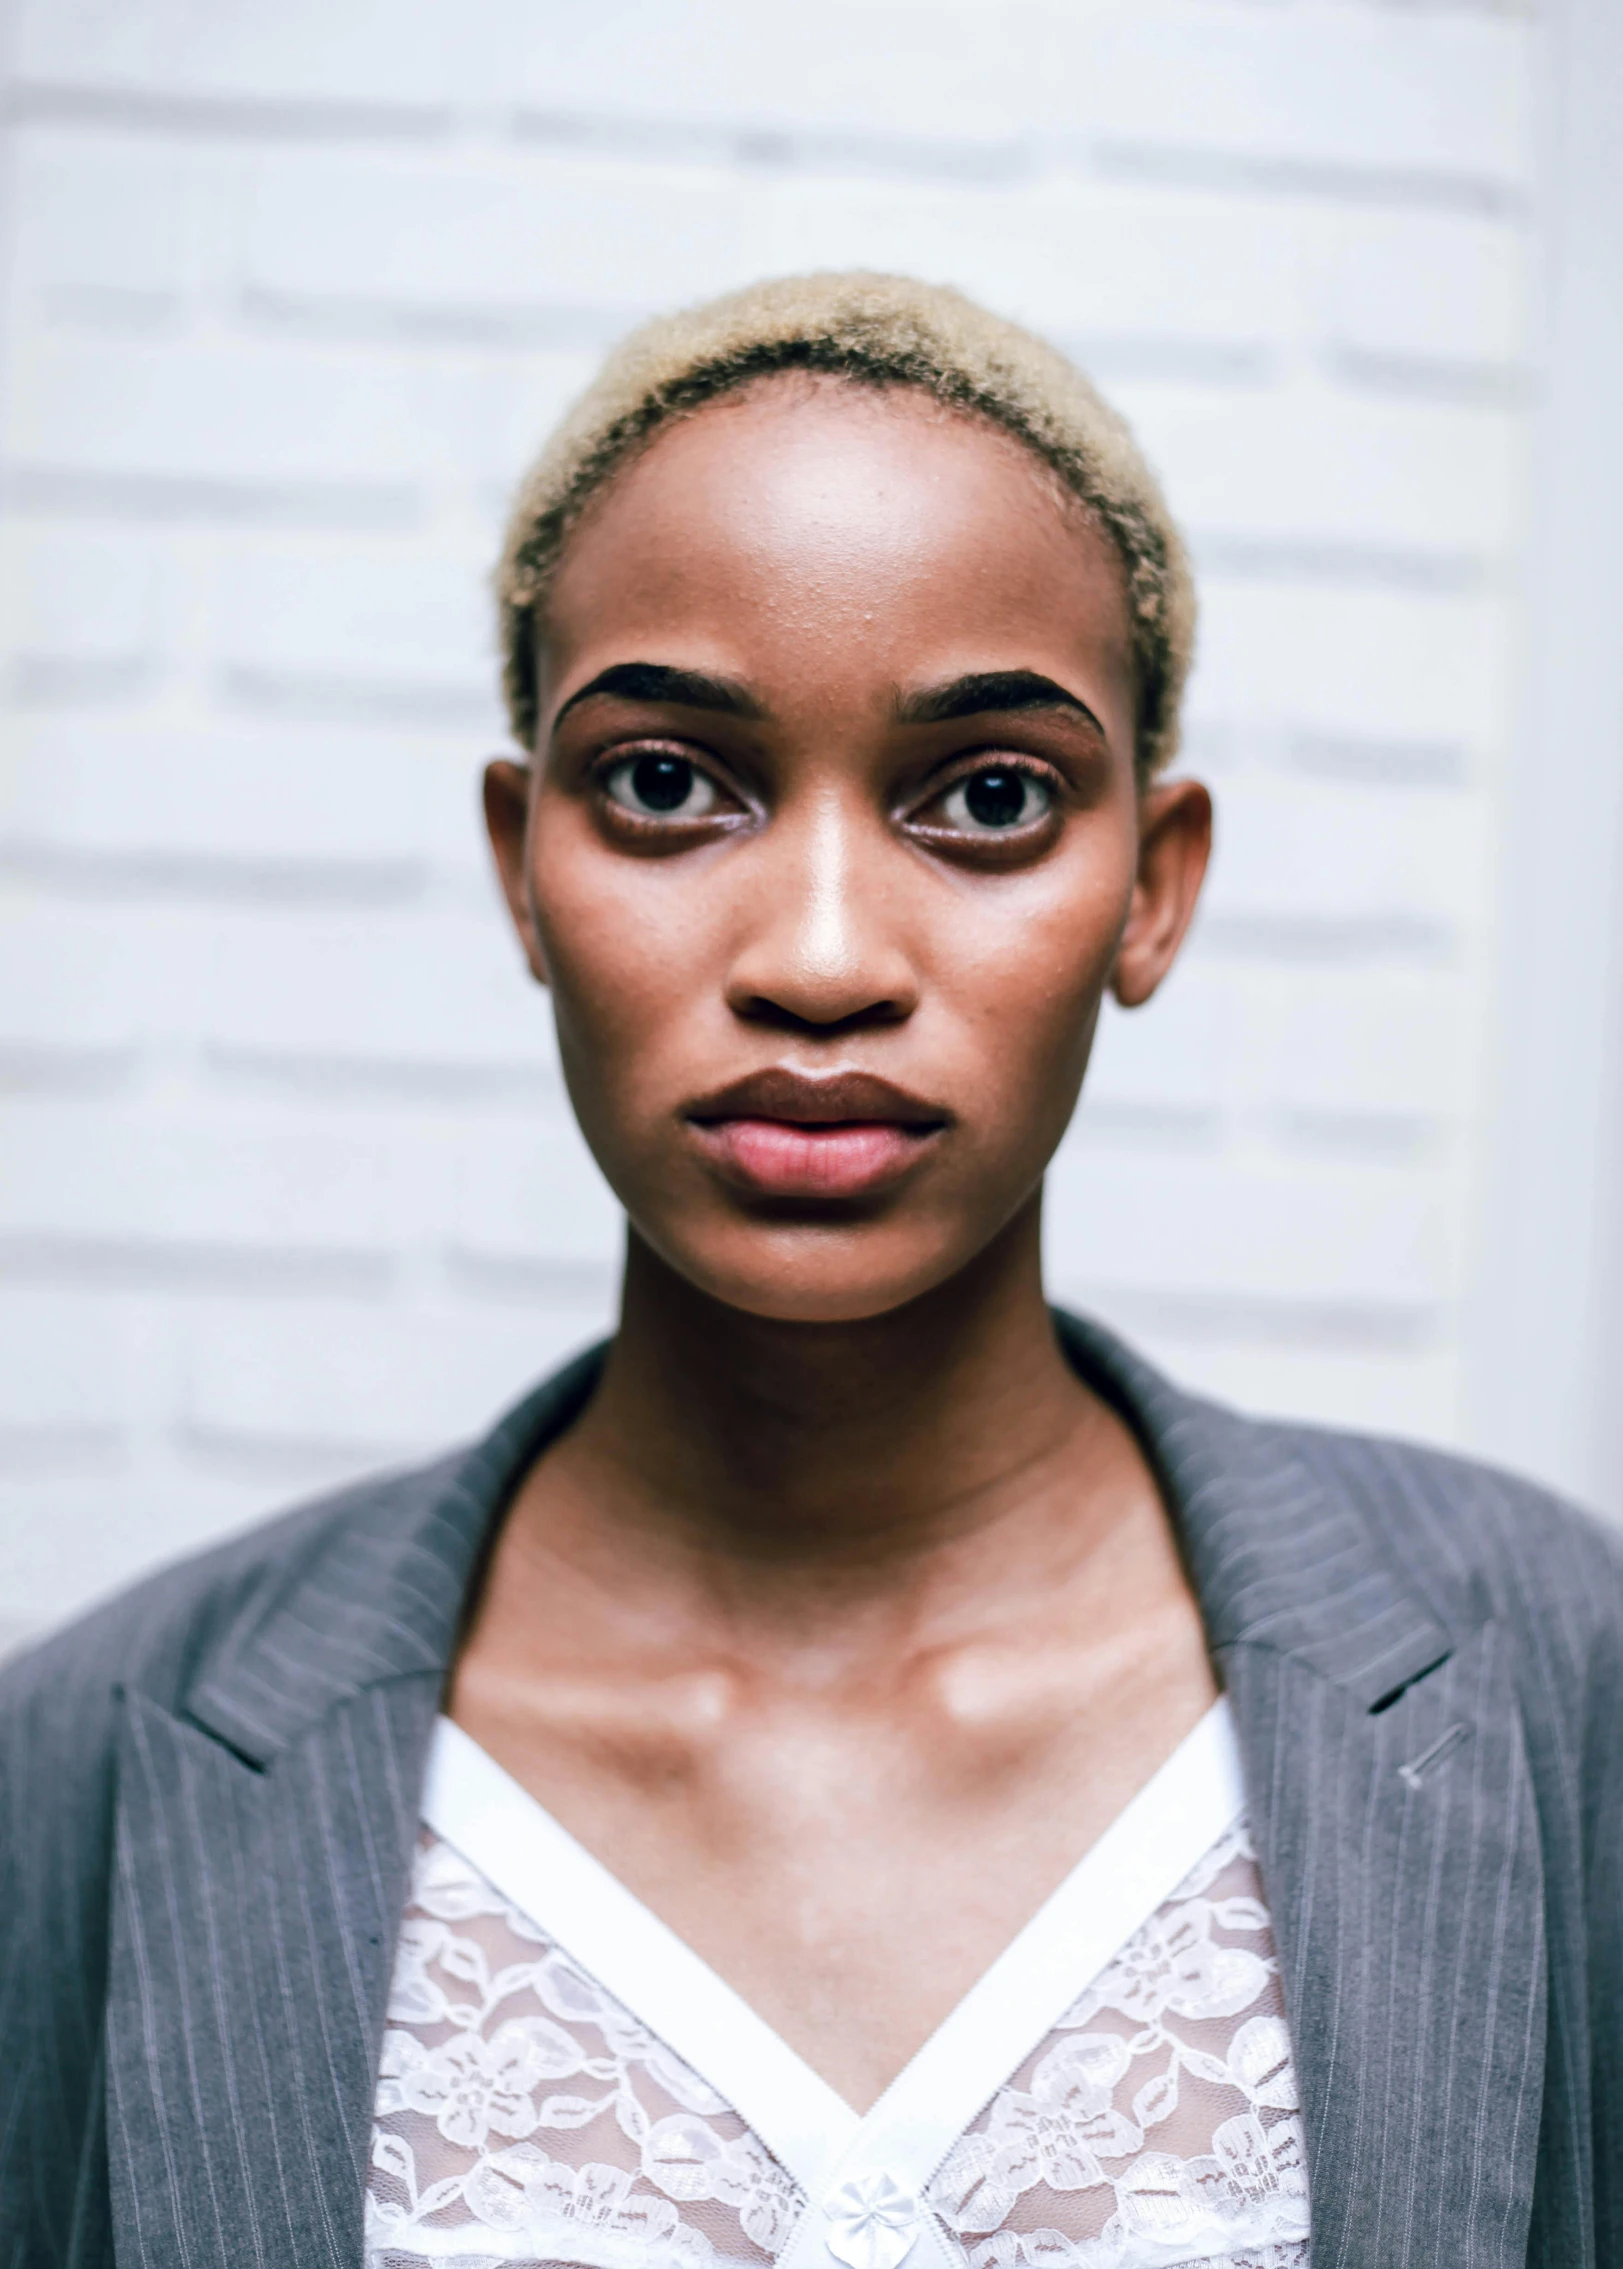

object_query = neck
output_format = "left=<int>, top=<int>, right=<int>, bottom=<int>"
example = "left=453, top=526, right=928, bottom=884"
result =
left=557, top=1201, right=1114, bottom=1604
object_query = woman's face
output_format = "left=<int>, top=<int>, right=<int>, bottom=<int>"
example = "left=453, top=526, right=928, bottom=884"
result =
left=486, top=376, right=1209, bottom=1324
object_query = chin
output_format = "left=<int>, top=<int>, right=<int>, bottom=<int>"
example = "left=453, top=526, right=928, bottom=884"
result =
left=654, top=1222, right=971, bottom=1328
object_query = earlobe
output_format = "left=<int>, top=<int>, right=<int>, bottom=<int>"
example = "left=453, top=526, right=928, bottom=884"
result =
left=483, top=757, right=549, bottom=987
left=1109, top=777, right=1212, bottom=1010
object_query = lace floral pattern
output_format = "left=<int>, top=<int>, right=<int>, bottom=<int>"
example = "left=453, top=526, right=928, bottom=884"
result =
left=366, top=1835, right=804, bottom=2269
left=366, top=1821, right=1307, bottom=2269
left=926, top=1823, right=1307, bottom=2269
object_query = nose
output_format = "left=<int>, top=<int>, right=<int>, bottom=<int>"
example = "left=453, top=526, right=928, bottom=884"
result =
left=724, top=790, right=920, bottom=1034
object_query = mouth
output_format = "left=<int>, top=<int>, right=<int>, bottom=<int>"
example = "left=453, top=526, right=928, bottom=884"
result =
left=682, top=1068, right=951, bottom=1201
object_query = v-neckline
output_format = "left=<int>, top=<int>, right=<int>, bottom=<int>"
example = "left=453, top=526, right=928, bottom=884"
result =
left=423, top=1702, right=1243, bottom=2260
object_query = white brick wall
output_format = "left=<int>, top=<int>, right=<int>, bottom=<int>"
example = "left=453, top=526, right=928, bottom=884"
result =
left=0, top=0, right=1548, bottom=1646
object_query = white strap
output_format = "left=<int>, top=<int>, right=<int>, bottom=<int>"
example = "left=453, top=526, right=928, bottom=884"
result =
left=424, top=1717, right=860, bottom=2192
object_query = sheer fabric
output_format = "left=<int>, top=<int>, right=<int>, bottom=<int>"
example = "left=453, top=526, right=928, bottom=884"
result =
left=368, top=1833, right=800, bottom=2269
left=924, top=1822, right=1305, bottom=2269
left=366, top=1717, right=1307, bottom=2269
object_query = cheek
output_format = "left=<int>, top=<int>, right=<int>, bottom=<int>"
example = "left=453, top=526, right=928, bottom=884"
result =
left=528, top=815, right=721, bottom=1080
left=936, top=857, right=1130, bottom=1092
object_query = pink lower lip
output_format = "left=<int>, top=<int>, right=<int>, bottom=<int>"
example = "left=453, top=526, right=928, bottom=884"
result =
left=692, top=1116, right=940, bottom=1198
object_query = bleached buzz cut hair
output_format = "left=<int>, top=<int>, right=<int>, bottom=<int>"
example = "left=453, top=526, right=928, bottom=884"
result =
left=496, top=272, right=1195, bottom=779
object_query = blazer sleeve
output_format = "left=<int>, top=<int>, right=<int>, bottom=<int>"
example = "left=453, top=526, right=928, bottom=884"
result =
left=0, top=1482, right=368, bottom=2267
left=1581, top=1543, right=1623, bottom=2262
left=0, top=1629, right=121, bottom=2269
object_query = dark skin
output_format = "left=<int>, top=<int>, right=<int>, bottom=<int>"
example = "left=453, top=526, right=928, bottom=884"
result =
left=463, top=373, right=1215, bottom=2112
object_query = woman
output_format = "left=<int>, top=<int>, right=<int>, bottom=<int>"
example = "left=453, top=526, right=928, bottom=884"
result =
left=2, top=275, right=1618, bottom=2269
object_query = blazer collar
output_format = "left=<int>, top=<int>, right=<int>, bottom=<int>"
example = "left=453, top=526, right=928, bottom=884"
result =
left=1055, top=1310, right=1454, bottom=1705
left=186, top=1309, right=1455, bottom=1765
left=184, top=1342, right=606, bottom=1765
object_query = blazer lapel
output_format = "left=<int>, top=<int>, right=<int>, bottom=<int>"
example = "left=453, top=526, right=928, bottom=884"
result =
left=1226, top=1626, right=1545, bottom=2269
left=104, top=1347, right=605, bottom=2269
left=1057, top=1312, right=1547, bottom=2269
left=107, top=1676, right=439, bottom=2268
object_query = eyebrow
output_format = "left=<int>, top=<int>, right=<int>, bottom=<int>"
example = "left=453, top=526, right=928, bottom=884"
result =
left=551, top=661, right=1103, bottom=739
left=552, top=662, right=764, bottom=729
left=895, top=670, right=1104, bottom=732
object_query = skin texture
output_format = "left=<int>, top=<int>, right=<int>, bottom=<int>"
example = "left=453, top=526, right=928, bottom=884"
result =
left=460, top=374, right=1217, bottom=2111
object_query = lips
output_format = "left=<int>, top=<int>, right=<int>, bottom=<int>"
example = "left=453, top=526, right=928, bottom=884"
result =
left=683, top=1069, right=950, bottom=1200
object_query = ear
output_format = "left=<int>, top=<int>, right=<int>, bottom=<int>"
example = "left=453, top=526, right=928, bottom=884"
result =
left=1110, top=777, right=1212, bottom=1009
left=483, top=758, right=549, bottom=987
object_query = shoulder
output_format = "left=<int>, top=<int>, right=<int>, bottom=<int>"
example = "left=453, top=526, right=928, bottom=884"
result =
left=0, top=1447, right=464, bottom=1902
left=1249, top=1411, right=1623, bottom=1718
left=1, top=1447, right=461, bottom=1737
left=1265, top=1415, right=1622, bottom=1618
left=0, top=1339, right=598, bottom=1908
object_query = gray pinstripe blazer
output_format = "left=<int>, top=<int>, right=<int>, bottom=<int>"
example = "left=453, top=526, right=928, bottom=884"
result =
left=4, top=1311, right=1622, bottom=2268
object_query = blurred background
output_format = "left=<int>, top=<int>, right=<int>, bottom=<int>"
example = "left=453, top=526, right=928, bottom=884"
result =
left=2, top=0, right=1620, bottom=1652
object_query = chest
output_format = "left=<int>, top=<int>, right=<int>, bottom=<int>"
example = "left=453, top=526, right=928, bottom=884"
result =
left=449, top=1617, right=1218, bottom=2109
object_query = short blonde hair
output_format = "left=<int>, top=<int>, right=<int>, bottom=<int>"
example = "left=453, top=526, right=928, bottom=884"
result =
left=496, top=272, right=1195, bottom=778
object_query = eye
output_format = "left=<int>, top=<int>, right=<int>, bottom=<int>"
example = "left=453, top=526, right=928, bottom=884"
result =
left=603, top=752, right=721, bottom=820
left=937, top=766, right=1053, bottom=834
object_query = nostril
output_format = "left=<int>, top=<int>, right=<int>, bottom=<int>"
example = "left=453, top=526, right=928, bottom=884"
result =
left=735, top=993, right=912, bottom=1036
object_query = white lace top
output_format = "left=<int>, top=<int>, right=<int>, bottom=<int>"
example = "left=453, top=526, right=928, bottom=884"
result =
left=366, top=1705, right=1308, bottom=2269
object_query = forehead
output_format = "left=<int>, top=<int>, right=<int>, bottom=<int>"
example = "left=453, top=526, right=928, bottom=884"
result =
left=542, top=376, right=1134, bottom=703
